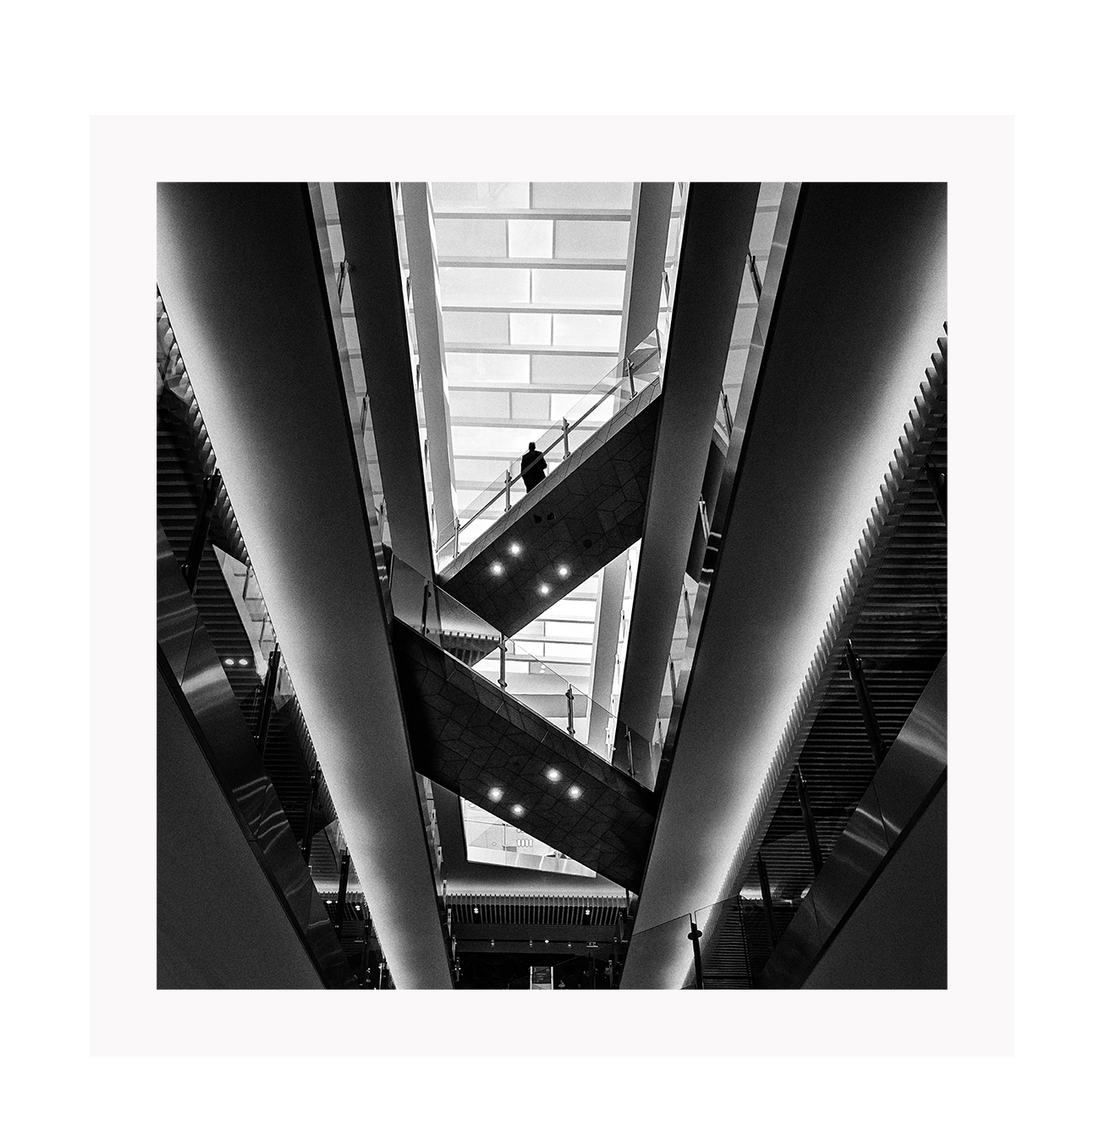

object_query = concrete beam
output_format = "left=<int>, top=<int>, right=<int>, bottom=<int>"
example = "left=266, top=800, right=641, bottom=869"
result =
left=334, top=183, right=436, bottom=579
left=589, top=183, right=674, bottom=754
left=401, top=183, right=458, bottom=553
left=615, top=184, right=761, bottom=787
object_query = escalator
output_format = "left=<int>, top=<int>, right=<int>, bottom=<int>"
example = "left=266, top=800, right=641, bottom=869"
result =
left=392, top=619, right=658, bottom=892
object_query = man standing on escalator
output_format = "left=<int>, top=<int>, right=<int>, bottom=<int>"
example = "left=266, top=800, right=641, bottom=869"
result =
left=519, top=441, right=548, bottom=493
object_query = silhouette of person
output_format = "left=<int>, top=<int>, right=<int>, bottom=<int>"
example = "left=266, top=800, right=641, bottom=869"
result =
left=520, top=441, right=548, bottom=492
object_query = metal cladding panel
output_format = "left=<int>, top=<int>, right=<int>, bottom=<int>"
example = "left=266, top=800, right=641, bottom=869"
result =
left=157, top=182, right=453, bottom=989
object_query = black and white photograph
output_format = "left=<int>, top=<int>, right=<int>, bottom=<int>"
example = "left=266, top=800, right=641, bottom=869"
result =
left=155, top=179, right=948, bottom=992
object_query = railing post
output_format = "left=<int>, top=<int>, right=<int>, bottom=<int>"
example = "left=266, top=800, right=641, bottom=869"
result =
left=625, top=727, right=635, bottom=779
left=453, top=516, right=461, bottom=560
left=626, top=355, right=636, bottom=397
left=301, top=765, right=319, bottom=865
left=698, top=496, right=709, bottom=537
left=925, top=460, right=947, bottom=525
left=688, top=918, right=704, bottom=989
left=756, top=852, right=777, bottom=951
left=421, top=582, right=431, bottom=636
left=722, top=391, right=733, bottom=436
left=845, top=640, right=886, bottom=765
left=255, top=643, right=282, bottom=759
left=335, top=849, right=351, bottom=935
left=498, top=634, right=508, bottom=689
left=737, top=897, right=755, bottom=987
left=562, top=418, right=571, bottom=459
left=794, top=766, right=824, bottom=876
left=337, top=259, right=351, bottom=302
left=504, top=467, right=512, bottom=510
left=182, top=469, right=223, bottom=593
left=565, top=685, right=575, bottom=736
left=359, top=914, right=372, bottom=987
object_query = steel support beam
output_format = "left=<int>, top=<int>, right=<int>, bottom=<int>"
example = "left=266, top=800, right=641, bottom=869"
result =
left=794, top=767, right=824, bottom=876
left=845, top=640, right=887, bottom=765
left=254, top=643, right=281, bottom=760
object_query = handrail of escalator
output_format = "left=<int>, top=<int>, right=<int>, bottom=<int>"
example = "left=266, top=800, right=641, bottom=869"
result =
left=437, top=332, right=663, bottom=562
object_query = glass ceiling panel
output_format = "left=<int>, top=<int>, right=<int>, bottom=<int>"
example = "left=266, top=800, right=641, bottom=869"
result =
left=448, top=389, right=510, bottom=420
left=439, top=266, right=530, bottom=306
left=530, top=354, right=618, bottom=387
left=554, top=219, right=631, bottom=260
left=552, top=313, right=621, bottom=348
left=530, top=268, right=625, bottom=306
left=510, top=312, right=552, bottom=345
left=542, top=596, right=597, bottom=622
left=508, top=219, right=553, bottom=258
left=454, top=457, right=511, bottom=485
left=530, top=182, right=633, bottom=209
left=451, top=424, right=545, bottom=455
left=441, top=311, right=511, bottom=344
left=434, top=217, right=508, bottom=258
left=510, top=391, right=551, bottom=420
left=432, top=182, right=530, bottom=209
left=446, top=352, right=530, bottom=384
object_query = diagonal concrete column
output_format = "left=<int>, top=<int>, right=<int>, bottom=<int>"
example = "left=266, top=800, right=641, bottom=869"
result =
left=614, top=184, right=761, bottom=787
left=588, top=183, right=674, bottom=754
left=157, top=182, right=453, bottom=989
left=401, top=183, right=458, bottom=554
left=334, top=183, right=435, bottom=580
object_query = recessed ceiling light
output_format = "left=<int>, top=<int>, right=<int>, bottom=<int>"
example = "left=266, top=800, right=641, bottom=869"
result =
left=238, top=658, right=249, bottom=666
left=490, top=561, right=504, bottom=575
left=585, top=908, right=591, bottom=916
left=544, top=939, right=549, bottom=944
left=557, top=565, right=569, bottom=578
left=473, top=906, right=479, bottom=914
left=538, top=583, right=550, bottom=595
left=488, top=788, right=503, bottom=802
left=568, top=785, right=582, bottom=799
left=546, top=768, right=561, bottom=782
left=511, top=804, right=525, bottom=817
left=509, top=542, right=522, bottom=556
left=223, top=658, right=234, bottom=666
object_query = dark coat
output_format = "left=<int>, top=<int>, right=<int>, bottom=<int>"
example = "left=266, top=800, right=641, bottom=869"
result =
left=520, top=448, right=548, bottom=490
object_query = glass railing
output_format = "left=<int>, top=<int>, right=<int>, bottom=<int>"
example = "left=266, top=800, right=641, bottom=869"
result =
left=438, top=331, right=664, bottom=564
left=389, top=554, right=661, bottom=780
